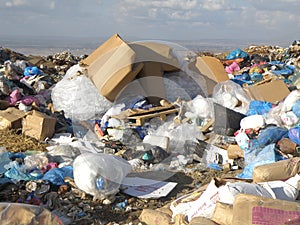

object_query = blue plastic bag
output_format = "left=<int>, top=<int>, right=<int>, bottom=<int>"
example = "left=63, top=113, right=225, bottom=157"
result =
left=0, top=152, right=11, bottom=174
left=226, top=48, right=249, bottom=60
left=24, top=66, right=42, bottom=76
left=257, top=126, right=288, bottom=148
left=4, top=161, right=35, bottom=181
left=288, top=127, right=300, bottom=145
left=268, top=61, right=284, bottom=66
left=250, top=72, right=263, bottom=82
left=292, top=101, right=300, bottom=118
left=237, top=142, right=276, bottom=179
left=271, top=67, right=294, bottom=76
left=247, top=100, right=273, bottom=116
left=42, top=166, right=73, bottom=186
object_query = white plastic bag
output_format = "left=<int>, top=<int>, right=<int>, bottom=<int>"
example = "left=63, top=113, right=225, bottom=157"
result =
left=186, top=95, right=214, bottom=119
left=51, top=64, right=112, bottom=121
left=280, top=111, right=299, bottom=128
left=259, top=173, right=300, bottom=202
left=218, top=182, right=273, bottom=205
left=240, top=114, right=265, bottom=130
left=265, top=102, right=284, bottom=126
left=154, top=121, right=205, bottom=153
left=281, top=89, right=300, bottom=113
left=185, top=179, right=220, bottom=221
left=73, top=153, right=131, bottom=200
left=170, top=179, right=220, bottom=221
left=212, top=80, right=251, bottom=114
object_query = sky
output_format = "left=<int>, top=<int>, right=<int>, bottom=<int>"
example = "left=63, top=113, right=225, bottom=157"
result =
left=1, top=0, right=300, bottom=46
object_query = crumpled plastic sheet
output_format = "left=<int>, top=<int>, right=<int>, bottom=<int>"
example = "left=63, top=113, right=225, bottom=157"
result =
left=237, top=142, right=276, bottom=179
left=42, top=166, right=73, bottom=186
left=51, top=64, right=112, bottom=121
left=288, top=127, right=300, bottom=145
left=246, top=100, right=273, bottom=116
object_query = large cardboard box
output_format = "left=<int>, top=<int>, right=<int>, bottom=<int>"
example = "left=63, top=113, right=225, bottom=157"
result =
left=129, top=41, right=179, bottom=75
left=128, top=42, right=179, bottom=103
left=252, top=157, right=300, bottom=183
left=0, top=107, right=26, bottom=130
left=188, top=56, right=229, bottom=96
left=232, top=194, right=300, bottom=225
left=80, top=34, right=143, bottom=102
left=80, top=35, right=181, bottom=103
left=22, top=110, right=56, bottom=141
left=243, top=79, right=290, bottom=104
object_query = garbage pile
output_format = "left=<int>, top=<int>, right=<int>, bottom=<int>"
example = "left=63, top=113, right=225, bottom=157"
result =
left=1, top=35, right=300, bottom=224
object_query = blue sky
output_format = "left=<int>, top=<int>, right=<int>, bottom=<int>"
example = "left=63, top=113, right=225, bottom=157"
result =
left=1, top=0, right=299, bottom=44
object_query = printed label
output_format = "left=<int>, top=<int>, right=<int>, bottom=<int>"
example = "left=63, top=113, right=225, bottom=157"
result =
left=252, top=206, right=300, bottom=225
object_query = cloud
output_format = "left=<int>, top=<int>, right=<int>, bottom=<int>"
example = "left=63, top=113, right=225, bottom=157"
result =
left=5, top=0, right=29, bottom=7
left=167, top=10, right=194, bottom=20
left=117, top=0, right=199, bottom=21
left=201, top=0, right=225, bottom=11
left=121, top=0, right=197, bottom=10
left=49, top=1, right=56, bottom=10
left=248, top=0, right=300, bottom=12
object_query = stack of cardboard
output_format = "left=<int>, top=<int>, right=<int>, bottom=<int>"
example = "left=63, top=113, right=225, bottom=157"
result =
left=79, top=34, right=180, bottom=103
left=81, top=34, right=291, bottom=104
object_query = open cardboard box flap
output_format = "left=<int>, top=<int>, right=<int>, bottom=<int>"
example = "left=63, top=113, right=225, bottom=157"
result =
left=195, top=56, right=229, bottom=82
left=188, top=56, right=229, bottom=96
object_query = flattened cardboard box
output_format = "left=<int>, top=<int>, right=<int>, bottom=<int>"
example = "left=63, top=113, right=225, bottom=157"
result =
left=0, top=107, right=26, bottom=130
left=232, top=194, right=300, bottom=225
left=243, top=79, right=290, bottom=104
left=22, top=110, right=56, bottom=141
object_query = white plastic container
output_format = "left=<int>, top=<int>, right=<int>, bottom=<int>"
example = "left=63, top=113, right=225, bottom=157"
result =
left=143, top=135, right=170, bottom=152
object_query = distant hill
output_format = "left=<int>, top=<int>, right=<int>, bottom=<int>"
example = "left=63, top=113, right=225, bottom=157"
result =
left=0, top=34, right=291, bottom=56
